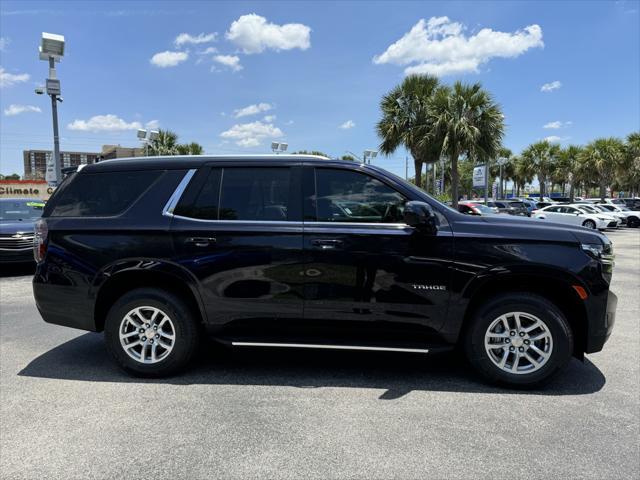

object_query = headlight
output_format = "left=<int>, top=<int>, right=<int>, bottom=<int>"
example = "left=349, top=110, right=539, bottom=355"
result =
left=581, top=243, right=615, bottom=266
left=597, top=216, right=609, bottom=220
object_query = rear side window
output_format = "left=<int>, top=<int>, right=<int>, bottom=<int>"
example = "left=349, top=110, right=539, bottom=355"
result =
left=176, top=167, right=291, bottom=221
left=49, top=170, right=161, bottom=217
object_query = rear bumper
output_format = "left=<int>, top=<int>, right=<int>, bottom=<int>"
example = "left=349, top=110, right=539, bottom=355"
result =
left=585, top=290, right=617, bottom=353
left=33, top=270, right=97, bottom=331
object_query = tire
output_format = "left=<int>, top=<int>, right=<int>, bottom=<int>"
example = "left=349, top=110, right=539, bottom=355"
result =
left=628, top=216, right=640, bottom=228
left=582, top=220, right=596, bottom=229
left=104, top=288, right=199, bottom=377
left=464, top=293, right=573, bottom=388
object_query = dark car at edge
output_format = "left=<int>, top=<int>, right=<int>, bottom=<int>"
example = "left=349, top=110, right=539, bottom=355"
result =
left=0, top=198, right=43, bottom=264
left=32, top=155, right=617, bottom=387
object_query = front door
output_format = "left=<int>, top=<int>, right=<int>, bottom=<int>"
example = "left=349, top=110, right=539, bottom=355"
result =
left=301, top=165, right=453, bottom=348
left=171, top=164, right=305, bottom=338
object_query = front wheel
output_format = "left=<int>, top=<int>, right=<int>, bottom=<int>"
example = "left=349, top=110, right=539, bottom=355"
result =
left=104, top=288, right=200, bottom=377
left=628, top=216, right=640, bottom=228
left=582, top=219, right=596, bottom=229
left=464, top=293, right=573, bottom=388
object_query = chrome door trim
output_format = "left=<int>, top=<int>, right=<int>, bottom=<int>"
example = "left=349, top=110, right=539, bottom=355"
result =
left=231, top=341, right=429, bottom=354
left=162, top=169, right=197, bottom=217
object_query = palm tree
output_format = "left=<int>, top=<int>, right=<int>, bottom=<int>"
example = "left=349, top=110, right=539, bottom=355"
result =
left=426, top=81, right=504, bottom=207
left=148, top=129, right=180, bottom=156
left=553, top=145, right=582, bottom=201
left=579, top=138, right=626, bottom=200
left=521, top=141, right=557, bottom=199
left=512, top=156, right=535, bottom=196
left=377, top=74, right=441, bottom=189
left=621, top=132, right=640, bottom=196
left=177, top=142, right=204, bottom=155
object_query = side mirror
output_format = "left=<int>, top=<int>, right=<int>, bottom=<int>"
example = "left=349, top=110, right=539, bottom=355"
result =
left=404, top=201, right=436, bottom=233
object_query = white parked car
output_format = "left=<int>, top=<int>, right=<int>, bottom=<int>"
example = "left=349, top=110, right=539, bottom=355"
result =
left=592, top=204, right=640, bottom=228
left=533, top=204, right=617, bottom=230
left=572, top=204, right=621, bottom=228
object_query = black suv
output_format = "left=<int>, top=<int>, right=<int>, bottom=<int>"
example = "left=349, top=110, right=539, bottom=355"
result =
left=33, top=155, right=617, bottom=387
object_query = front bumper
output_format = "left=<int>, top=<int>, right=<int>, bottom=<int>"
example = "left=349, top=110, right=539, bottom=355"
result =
left=0, top=248, right=34, bottom=264
left=585, top=290, right=617, bottom=353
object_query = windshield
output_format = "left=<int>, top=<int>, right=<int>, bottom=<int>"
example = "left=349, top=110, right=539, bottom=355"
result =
left=578, top=205, right=599, bottom=214
left=0, top=200, right=45, bottom=221
left=470, top=204, right=496, bottom=214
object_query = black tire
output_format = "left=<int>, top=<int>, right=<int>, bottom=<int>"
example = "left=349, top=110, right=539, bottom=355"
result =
left=104, top=288, right=199, bottom=377
left=582, top=219, right=596, bottom=229
left=464, top=293, right=573, bottom=388
left=627, top=216, right=640, bottom=228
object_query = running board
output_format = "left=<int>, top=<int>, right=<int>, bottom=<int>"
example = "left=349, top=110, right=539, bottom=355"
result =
left=230, top=341, right=429, bottom=354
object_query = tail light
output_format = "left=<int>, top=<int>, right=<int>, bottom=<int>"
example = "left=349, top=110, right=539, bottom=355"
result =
left=33, top=218, right=48, bottom=263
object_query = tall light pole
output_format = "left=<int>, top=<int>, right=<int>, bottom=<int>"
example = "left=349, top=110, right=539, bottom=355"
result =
left=38, top=33, right=65, bottom=186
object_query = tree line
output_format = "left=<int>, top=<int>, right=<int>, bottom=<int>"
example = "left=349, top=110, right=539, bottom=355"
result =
left=377, top=74, right=640, bottom=204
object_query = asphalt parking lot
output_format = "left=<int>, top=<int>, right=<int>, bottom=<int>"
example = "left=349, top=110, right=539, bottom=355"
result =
left=1, top=229, right=638, bottom=479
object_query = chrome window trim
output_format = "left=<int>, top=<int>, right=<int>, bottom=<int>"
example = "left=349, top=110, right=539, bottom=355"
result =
left=162, top=169, right=197, bottom=217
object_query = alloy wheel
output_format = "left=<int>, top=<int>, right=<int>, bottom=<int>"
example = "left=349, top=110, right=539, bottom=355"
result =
left=119, top=306, right=176, bottom=364
left=484, top=312, right=553, bottom=375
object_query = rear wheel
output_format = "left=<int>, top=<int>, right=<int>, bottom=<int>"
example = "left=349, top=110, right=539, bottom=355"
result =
left=464, top=293, right=573, bottom=388
left=582, top=219, right=596, bottom=229
left=104, top=288, right=199, bottom=377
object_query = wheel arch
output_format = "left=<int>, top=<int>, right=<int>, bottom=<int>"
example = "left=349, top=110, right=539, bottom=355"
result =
left=92, top=260, right=207, bottom=332
left=459, top=272, right=589, bottom=357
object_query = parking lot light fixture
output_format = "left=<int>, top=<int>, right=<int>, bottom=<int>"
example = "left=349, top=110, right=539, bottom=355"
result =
left=271, top=142, right=288, bottom=154
left=38, top=32, right=65, bottom=187
left=363, top=149, right=378, bottom=164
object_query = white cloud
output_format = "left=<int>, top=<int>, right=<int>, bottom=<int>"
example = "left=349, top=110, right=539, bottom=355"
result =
left=4, top=104, right=41, bottom=116
left=543, top=135, right=569, bottom=144
left=220, top=120, right=283, bottom=147
left=150, top=50, right=189, bottom=68
left=373, top=16, right=543, bottom=76
left=145, top=119, right=160, bottom=129
left=174, top=32, right=217, bottom=47
left=212, top=54, right=242, bottom=72
left=263, top=115, right=276, bottom=122
left=198, top=46, right=218, bottom=55
left=226, top=13, right=311, bottom=54
left=0, top=37, right=9, bottom=51
left=543, top=120, right=572, bottom=129
left=67, top=114, right=143, bottom=132
left=541, top=80, right=561, bottom=92
left=234, top=102, right=272, bottom=118
left=339, top=120, right=355, bottom=129
left=0, top=67, right=30, bottom=87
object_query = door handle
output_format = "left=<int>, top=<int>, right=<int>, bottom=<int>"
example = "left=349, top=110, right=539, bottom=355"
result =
left=311, top=239, right=344, bottom=250
left=185, top=237, right=216, bottom=247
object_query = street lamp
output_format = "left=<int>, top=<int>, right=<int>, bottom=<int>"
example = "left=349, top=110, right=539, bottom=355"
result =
left=137, top=129, right=159, bottom=156
left=271, top=142, right=288, bottom=154
left=38, top=32, right=64, bottom=186
left=363, top=149, right=378, bottom=164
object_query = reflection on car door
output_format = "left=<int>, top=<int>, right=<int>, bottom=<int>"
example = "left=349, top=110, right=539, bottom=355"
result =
left=170, top=164, right=305, bottom=338
left=301, top=165, right=453, bottom=347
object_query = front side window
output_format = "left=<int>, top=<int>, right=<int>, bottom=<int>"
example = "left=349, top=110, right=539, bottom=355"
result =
left=312, top=168, right=406, bottom=223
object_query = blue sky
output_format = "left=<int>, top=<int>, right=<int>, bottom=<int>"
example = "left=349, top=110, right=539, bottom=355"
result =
left=1, top=0, right=638, bottom=178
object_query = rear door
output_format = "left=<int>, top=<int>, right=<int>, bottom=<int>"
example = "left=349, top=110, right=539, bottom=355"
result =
left=301, top=165, right=453, bottom=348
left=170, top=163, right=305, bottom=338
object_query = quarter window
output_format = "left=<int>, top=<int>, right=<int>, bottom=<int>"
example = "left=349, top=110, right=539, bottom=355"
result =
left=312, top=169, right=406, bottom=223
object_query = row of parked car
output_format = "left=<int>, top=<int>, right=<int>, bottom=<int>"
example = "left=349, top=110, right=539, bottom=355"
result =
left=455, top=197, right=640, bottom=231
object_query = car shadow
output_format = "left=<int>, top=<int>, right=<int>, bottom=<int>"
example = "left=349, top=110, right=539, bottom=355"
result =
left=0, top=262, right=35, bottom=278
left=18, top=333, right=606, bottom=399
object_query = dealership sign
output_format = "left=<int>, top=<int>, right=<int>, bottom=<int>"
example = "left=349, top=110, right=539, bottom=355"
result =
left=472, top=165, right=486, bottom=188
left=0, top=180, right=55, bottom=199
